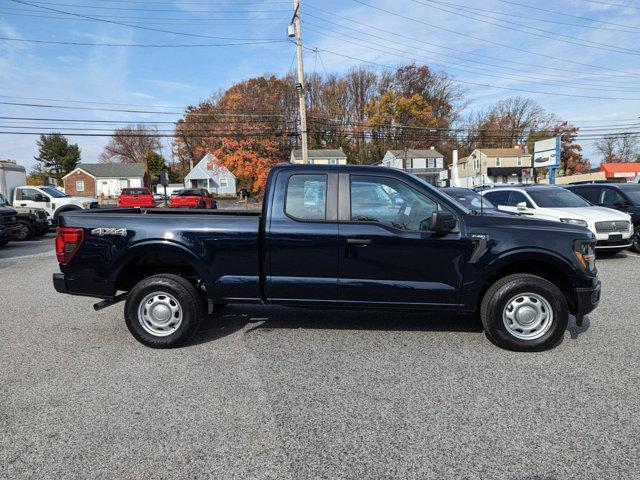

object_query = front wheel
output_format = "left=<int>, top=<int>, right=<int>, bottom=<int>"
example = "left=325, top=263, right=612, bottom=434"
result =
left=124, top=274, right=203, bottom=348
left=631, top=226, right=640, bottom=253
left=480, top=274, right=568, bottom=351
left=15, top=220, right=35, bottom=241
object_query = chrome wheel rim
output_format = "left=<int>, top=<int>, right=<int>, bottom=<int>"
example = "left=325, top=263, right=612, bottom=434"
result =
left=137, top=292, right=183, bottom=337
left=502, top=292, right=554, bottom=340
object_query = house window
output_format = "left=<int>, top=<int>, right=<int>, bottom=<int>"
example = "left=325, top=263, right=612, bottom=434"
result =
left=329, top=158, right=338, bottom=165
left=427, top=158, right=435, bottom=169
left=517, top=156, right=523, bottom=166
left=495, top=157, right=502, bottom=167
left=219, top=177, right=228, bottom=187
left=75, top=180, right=85, bottom=192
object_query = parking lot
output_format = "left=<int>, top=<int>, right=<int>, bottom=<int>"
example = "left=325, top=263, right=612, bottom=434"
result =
left=2, top=236, right=639, bottom=480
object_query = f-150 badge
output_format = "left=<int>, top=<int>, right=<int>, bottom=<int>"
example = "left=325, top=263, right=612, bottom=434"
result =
left=91, top=227, right=128, bottom=237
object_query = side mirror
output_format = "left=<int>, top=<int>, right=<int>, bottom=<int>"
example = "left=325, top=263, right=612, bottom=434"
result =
left=517, top=201, right=528, bottom=211
left=427, top=211, right=457, bottom=233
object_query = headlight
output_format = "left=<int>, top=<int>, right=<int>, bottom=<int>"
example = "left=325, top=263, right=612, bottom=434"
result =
left=560, top=218, right=588, bottom=227
left=574, top=240, right=596, bottom=272
left=81, top=202, right=89, bottom=209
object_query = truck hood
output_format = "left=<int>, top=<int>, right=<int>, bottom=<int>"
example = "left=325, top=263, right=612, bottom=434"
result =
left=58, top=197, right=98, bottom=205
left=0, top=207, right=18, bottom=216
left=537, top=206, right=631, bottom=222
left=476, top=210, right=594, bottom=238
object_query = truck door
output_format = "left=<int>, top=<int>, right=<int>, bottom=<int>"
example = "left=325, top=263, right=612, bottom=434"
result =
left=266, top=170, right=339, bottom=303
left=15, top=187, right=49, bottom=213
left=337, top=173, right=466, bottom=308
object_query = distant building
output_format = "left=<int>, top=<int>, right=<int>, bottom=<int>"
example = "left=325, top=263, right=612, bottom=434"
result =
left=183, top=153, right=237, bottom=196
left=599, top=162, right=640, bottom=182
left=290, top=148, right=347, bottom=165
left=63, top=163, right=147, bottom=198
left=381, top=148, right=446, bottom=186
left=453, top=147, right=533, bottom=188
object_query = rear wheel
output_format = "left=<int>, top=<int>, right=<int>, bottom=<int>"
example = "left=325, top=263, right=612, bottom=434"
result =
left=124, top=274, right=203, bottom=348
left=15, top=220, right=35, bottom=241
left=480, top=274, right=568, bottom=351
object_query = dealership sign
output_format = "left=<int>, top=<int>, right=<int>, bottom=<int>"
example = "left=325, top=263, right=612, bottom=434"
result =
left=533, top=137, right=560, bottom=168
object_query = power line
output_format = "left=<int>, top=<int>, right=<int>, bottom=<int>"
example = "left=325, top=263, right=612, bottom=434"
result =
left=410, top=0, right=640, bottom=56
left=6, top=0, right=285, bottom=41
left=8, top=1, right=290, bottom=13
left=305, top=5, right=640, bottom=81
left=0, top=36, right=287, bottom=48
left=349, top=0, right=640, bottom=76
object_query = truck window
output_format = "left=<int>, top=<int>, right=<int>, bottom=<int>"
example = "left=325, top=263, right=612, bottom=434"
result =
left=17, top=188, right=40, bottom=201
left=350, top=175, right=439, bottom=231
left=600, top=188, right=624, bottom=206
left=570, top=186, right=600, bottom=204
left=285, top=174, right=327, bottom=221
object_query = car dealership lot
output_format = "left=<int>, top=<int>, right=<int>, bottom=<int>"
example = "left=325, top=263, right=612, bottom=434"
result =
left=2, top=240, right=639, bottom=479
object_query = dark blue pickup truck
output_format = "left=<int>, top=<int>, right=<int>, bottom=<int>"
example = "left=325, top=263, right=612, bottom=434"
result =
left=53, top=164, right=601, bottom=351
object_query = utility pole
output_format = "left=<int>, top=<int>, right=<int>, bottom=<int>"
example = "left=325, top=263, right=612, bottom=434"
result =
left=290, top=0, right=308, bottom=163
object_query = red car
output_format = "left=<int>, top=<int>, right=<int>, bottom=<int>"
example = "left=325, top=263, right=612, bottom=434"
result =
left=118, top=187, right=155, bottom=208
left=169, top=189, right=217, bottom=209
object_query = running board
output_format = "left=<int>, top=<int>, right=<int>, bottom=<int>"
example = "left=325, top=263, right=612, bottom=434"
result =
left=93, top=293, right=128, bottom=311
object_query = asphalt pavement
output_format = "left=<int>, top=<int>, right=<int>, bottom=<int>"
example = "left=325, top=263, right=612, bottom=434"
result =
left=1, top=238, right=639, bottom=479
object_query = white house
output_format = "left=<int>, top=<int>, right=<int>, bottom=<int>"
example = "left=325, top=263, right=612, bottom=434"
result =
left=184, top=153, right=237, bottom=196
left=381, top=148, right=447, bottom=186
left=62, top=163, right=147, bottom=198
left=290, top=148, right=347, bottom=164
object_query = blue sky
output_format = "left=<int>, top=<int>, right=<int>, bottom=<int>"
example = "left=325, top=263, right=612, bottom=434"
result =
left=1, top=0, right=639, bottom=171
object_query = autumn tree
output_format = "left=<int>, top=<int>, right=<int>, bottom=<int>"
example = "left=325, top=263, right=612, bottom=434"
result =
left=34, top=133, right=81, bottom=180
left=595, top=133, right=639, bottom=162
left=100, top=124, right=162, bottom=164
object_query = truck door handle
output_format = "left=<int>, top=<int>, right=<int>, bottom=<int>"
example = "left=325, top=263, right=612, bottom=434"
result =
left=20, top=203, right=27, bottom=207
left=346, top=238, right=372, bottom=246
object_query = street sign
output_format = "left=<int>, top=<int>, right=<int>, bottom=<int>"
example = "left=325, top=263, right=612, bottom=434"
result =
left=533, top=137, right=560, bottom=168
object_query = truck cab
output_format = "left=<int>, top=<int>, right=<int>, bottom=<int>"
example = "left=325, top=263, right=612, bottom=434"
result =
left=13, top=185, right=98, bottom=225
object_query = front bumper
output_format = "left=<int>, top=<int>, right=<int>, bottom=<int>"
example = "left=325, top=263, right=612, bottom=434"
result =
left=595, top=238, right=632, bottom=250
left=574, top=280, right=601, bottom=325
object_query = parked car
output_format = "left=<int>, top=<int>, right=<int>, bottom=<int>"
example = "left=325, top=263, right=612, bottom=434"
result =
left=480, top=185, right=633, bottom=253
left=441, top=187, right=499, bottom=212
left=53, top=164, right=601, bottom=352
left=118, top=187, right=155, bottom=208
left=0, top=192, right=49, bottom=240
left=565, top=183, right=640, bottom=253
left=0, top=206, right=21, bottom=246
left=12, top=185, right=98, bottom=225
left=168, top=189, right=217, bottom=209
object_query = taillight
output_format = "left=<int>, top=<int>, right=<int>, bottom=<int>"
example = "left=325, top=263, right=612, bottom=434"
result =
left=55, top=227, right=84, bottom=264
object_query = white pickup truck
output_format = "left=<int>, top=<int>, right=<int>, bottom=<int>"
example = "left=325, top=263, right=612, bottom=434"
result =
left=480, top=185, right=633, bottom=253
left=12, top=185, right=99, bottom=224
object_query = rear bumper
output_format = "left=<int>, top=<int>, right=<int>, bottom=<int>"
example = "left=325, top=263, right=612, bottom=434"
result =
left=53, top=273, right=68, bottom=293
left=574, top=280, right=601, bottom=324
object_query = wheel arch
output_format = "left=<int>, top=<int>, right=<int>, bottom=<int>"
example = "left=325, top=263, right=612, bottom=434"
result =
left=53, top=204, right=82, bottom=222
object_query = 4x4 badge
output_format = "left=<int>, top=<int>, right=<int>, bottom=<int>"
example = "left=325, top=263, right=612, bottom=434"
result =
left=91, top=227, right=127, bottom=237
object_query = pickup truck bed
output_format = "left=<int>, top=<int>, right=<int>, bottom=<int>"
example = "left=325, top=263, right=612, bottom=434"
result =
left=53, top=164, right=601, bottom=352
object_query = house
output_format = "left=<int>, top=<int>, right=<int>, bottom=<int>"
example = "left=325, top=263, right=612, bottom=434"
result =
left=381, top=148, right=446, bottom=186
left=290, top=148, right=347, bottom=165
left=63, top=163, right=147, bottom=198
left=452, top=147, right=533, bottom=188
left=599, top=162, right=640, bottom=182
left=183, top=153, right=237, bottom=196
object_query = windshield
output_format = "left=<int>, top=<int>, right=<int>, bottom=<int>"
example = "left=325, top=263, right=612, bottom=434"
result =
left=177, top=189, right=203, bottom=196
left=0, top=193, right=7, bottom=207
left=528, top=188, right=591, bottom=208
left=443, top=189, right=495, bottom=210
left=619, top=185, right=640, bottom=204
left=40, top=187, right=68, bottom=198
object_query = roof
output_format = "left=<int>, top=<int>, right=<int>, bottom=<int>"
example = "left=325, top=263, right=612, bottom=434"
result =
left=388, top=148, right=443, bottom=158
left=600, top=162, right=640, bottom=174
left=184, top=153, right=234, bottom=181
left=72, top=163, right=145, bottom=178
left=291, top=148, right=346, bottom=160
left=475, top=148, right=529, bottom=157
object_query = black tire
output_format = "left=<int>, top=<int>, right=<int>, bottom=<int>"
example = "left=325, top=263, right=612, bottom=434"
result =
left=631, top=226, right=640, bottom=253
left=124, top=274, right=203, bottom=348
left=14, top=220, right=35, bottom=241
left=480, top=273, right=568, bottom=352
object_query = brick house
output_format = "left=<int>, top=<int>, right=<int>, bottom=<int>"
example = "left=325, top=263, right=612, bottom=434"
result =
left=63, top=163, right=147, bottom=198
